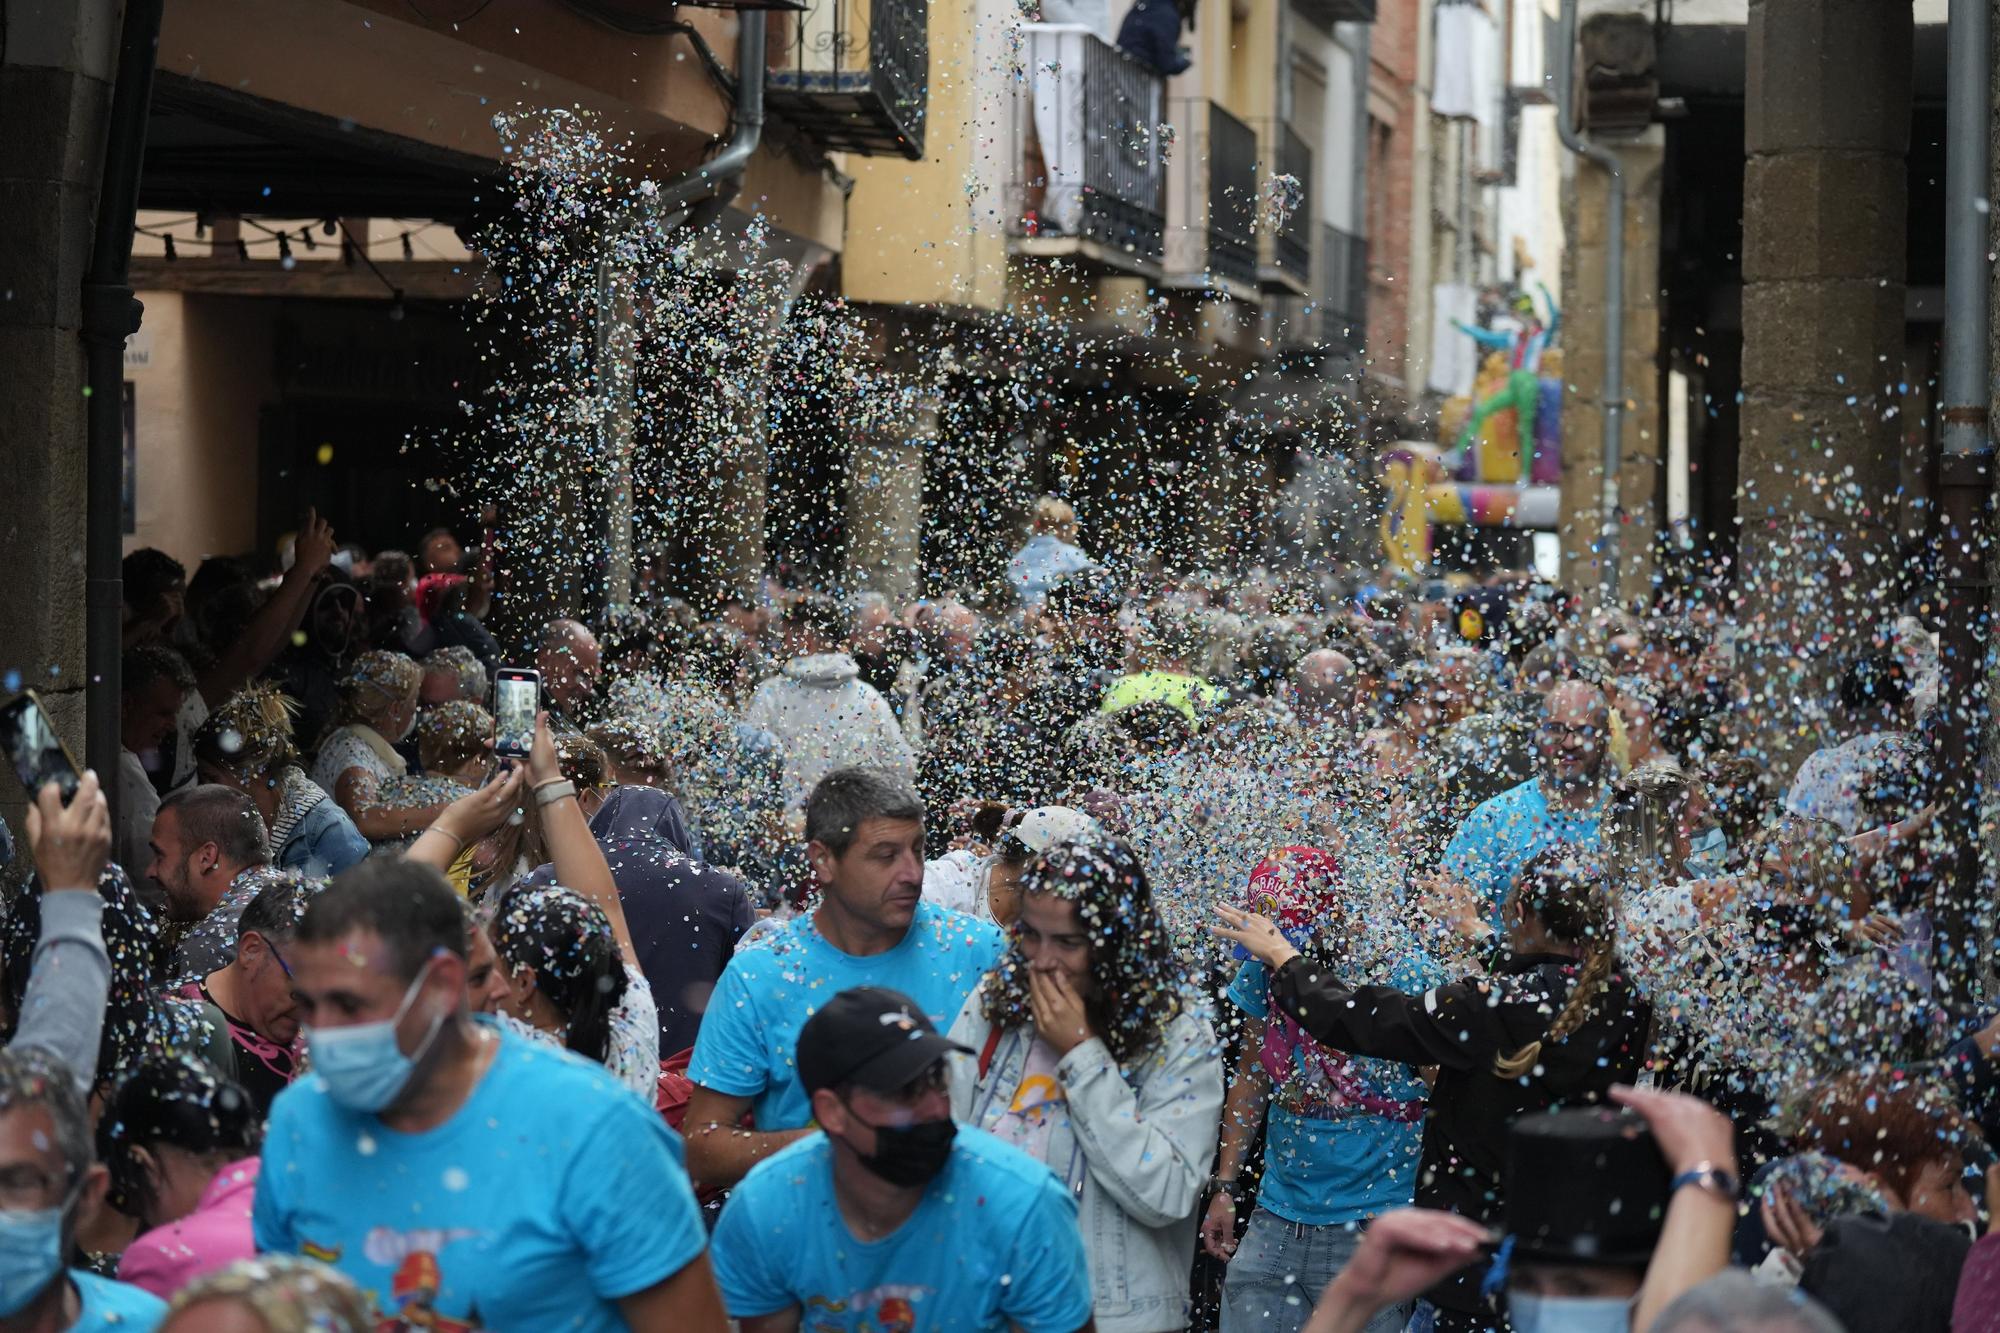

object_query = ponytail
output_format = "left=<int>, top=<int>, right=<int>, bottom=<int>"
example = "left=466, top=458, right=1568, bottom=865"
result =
left=1492, top=846, right=1619, bottom=1079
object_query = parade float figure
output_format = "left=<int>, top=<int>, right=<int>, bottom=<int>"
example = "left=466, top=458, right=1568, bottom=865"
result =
left=1379, top=349, right=1565, bottom=575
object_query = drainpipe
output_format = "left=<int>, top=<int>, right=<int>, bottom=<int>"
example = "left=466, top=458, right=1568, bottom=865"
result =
left=1553, top=0, right=1624, bottom=606
left=79, top=0, right=165, bottom=828
left=1935, top=0, right=1992, bottom=1007
left=662, top=14, right=768, bottom=232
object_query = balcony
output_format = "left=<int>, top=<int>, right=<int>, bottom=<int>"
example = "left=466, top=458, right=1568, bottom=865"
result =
left=1319, top=222, right=1368, bottom=350
left=1006, top=24, right=1167, bottom=273
left=768, top=0, right=929, bottom=160
left=1166, top=99, right=1259, bottom=295
left=1254, top=120, right=1313, bottom=296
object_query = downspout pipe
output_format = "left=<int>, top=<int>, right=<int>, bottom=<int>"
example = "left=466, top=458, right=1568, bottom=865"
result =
left=80, top=0, right=166, bottom=830
left=1935, top=0, right=1993, bottom=1007
left=662, top=14, right=768, bottom=231
left=1553, top=0, right=1625, bottom=606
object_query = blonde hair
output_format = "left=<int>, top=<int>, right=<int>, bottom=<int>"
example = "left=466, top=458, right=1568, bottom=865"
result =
left=1493, top=846, right=1621, bottom=1079
left=195, top=683, right=300, bottom=779
left=1032, top=495, right=1078, bottom=539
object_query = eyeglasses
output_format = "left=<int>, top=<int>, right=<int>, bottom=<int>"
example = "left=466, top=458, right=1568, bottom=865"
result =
left=889, top=1061, right=951, bottom=1104
left=0, top=1164, right=70, bottom=1214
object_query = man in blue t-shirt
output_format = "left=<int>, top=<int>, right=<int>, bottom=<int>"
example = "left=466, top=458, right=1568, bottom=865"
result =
left=1438, top=680, right=1611, bottom=925
left=251, top=858, right=726, bottom=1331
left=686, top=768, right=1005, bottom=1187
left=710, top=986, right=1095, bottom=1332
left=1204, top=948, right=1444, bottom=1333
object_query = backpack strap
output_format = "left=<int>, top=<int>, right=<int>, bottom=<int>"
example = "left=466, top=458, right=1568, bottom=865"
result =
left=977, top=1025, right=1003, bottom=1080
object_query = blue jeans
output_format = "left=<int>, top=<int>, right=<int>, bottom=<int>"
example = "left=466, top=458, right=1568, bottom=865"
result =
left=1220, top=1207, right=1409, bottom=1333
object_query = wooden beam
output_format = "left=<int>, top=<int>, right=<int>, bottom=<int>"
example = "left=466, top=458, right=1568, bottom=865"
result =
left=129, top=257, right=480, bottom=300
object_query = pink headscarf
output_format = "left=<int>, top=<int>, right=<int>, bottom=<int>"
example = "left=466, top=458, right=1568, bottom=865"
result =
left=1245, top=846, right=1422, bottom=1122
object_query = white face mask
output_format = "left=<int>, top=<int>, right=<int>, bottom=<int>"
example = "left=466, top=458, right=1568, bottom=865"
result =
left=1508, top=1292, right=1633, bottom=1333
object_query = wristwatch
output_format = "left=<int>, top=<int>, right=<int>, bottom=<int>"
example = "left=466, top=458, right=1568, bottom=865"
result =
left=533, top=779, right=578, bottom=808
left=1670, top=1161, right=1740, bottom=1203
left=1208, top=1175, right=1248, bottom=1206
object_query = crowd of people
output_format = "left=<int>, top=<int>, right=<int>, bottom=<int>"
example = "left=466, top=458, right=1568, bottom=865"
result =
left=0, top=493, right=1991, bottom=1332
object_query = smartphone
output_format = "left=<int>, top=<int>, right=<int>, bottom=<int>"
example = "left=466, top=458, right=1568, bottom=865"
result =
left=493, top=668, right=540, bottom=758
left=0, top=692, right=81, bottom=803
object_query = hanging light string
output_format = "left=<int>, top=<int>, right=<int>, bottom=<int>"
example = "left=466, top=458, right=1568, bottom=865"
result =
left=130, top=217, right=449, bottom=272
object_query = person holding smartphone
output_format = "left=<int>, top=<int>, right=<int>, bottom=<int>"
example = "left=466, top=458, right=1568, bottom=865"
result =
left=8, top=771, right=116, bottom=1100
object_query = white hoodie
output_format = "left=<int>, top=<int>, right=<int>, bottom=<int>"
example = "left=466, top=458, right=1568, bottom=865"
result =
left=743, top=653, right=918, bottom=807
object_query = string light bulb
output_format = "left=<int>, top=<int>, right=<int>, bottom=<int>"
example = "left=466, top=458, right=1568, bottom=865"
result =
left=401, top=232, right=415, bottom=261
left=278, top=233, right=294, bottom=268
left=300, top=227, right=316, bottom=251
left=321, top=218, right=337, bottom=237
left=236, top=237, right=250, bottom=261
left=163, top=234, right=177, bottom=261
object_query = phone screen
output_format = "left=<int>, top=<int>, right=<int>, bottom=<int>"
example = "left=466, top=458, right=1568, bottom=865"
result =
left=494, top=673, right=538, bottom=757
left=0, top=695, right=80, bottom=802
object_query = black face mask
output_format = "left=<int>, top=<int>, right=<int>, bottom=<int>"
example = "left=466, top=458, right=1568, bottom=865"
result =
left=846, top=1113, right=956, bottom=1189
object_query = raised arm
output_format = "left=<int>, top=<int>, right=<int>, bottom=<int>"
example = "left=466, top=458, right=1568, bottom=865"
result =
left=527, top=713, right=638, bottom=972
left=196, top=509, right=336, bottom=707
left=14, top=773, right=114, bottom=1098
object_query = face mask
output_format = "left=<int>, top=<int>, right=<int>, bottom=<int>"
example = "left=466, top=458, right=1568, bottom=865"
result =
left=1684, top=826, right=1728, bottom=876
left=0, top=1188, right=75, bottom=1316
left=1507, top=1292, right=1633, bottom=1333
left=845, top=1112, right=956, bottom=1189
left=306, top=962, right=444, bottom=1112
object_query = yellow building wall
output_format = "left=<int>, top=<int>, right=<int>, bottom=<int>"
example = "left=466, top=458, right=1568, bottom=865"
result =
left=842, top=0, right=1010, bottom=310
left=123, top=292, right=276, bottom=567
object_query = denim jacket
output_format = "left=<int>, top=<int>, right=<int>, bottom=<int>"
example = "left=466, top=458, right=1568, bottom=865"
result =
left=277, top=794, right=370, bottom=878
left=948, top=991, right=1224, bottom=1333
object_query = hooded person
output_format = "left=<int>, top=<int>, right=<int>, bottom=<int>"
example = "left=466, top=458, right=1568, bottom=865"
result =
left=742, top=594, right=917, bottom=808
left=269, top=579, right=364, bottom=751
left=520, top=786, right=756, bottom=1056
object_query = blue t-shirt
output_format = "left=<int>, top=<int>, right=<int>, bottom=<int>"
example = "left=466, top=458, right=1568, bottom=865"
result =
left=689, top=900, right=1005, bottom=1129
left=73, top=1269, right=165, bottom=1332
left=1226, top=958, right=1436, bottom=1227
left=711, top=1126, right=1094, bottom=1331
left=1441, top=777, right=1605, bottom=924
left=253, top=1023, right=706, bottom=1331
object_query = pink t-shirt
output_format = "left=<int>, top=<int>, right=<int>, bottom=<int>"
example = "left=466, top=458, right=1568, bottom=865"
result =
left=118, top=1157, right=260, bottom=1299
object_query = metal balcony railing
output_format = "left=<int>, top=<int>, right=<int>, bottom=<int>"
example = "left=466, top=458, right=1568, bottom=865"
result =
left=1253, top=119, right=1313, bottom=292
left=1008, top=24, right=1167, bottom=266
left=1168, top=99, right=1259, bottom=291
left=768, top=0, right=929, bottom=160
left=1206, top=103, right=1259, bottom=289
left=1319, top=222, right=1369, bottom=349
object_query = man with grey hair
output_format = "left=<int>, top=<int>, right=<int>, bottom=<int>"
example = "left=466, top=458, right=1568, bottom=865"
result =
left=1651, top=1274, right=1844, bottom=1333
left=684, top=767, right=1004, bottom=1188
left=144, top=783, right=274, bottom=982
left=0, top=1044, right=165, bottom=1326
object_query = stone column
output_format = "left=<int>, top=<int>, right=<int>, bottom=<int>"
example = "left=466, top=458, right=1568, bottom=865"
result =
left=844, top=387, right=930, bottom=603
left=1736, top=0, right=1910, bottom=771
left=0, top=2, right=120, bottom=824
left=1559, top=127, right=1667, bottom=603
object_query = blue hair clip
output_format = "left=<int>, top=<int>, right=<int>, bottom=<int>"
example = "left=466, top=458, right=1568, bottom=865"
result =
left=1479, top=1234, right=1514, bottom=1300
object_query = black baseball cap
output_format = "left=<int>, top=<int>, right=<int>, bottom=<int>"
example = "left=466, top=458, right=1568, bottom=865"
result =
left=796, top=987, right=973, bottom=1097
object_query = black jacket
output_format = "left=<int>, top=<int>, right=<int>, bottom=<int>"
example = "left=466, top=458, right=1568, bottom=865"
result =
left=1270, top=950, right=1653, bottom=1315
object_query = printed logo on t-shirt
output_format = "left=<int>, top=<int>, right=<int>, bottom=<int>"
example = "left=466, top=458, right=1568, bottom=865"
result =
left=363, top=1228, right=486, bottom=1333
left=805, top=1283, right=935, bottom=1332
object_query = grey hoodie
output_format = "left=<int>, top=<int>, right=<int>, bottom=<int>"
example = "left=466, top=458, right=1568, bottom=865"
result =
left=742, top=653, right=917, bottom=807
